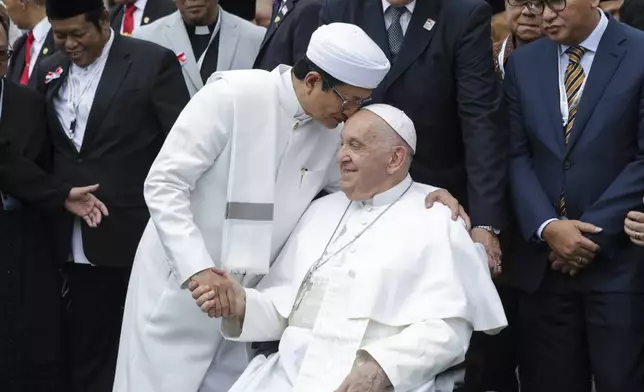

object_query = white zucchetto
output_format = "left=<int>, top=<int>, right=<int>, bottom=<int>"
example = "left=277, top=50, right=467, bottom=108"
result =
left=306, top=23, right=390, bottom=89
left=362, top=104, right=417, bottom=153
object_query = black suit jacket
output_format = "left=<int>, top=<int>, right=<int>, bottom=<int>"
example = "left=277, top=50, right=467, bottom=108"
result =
left=219, top=0, right=256, bottom=20
left=0, top=80, right=69, bottom=211
left=7, top=29, right=57, bottom=85
left=321, top=0, right=507, bottom=229
left=110, top=0, right=176, bottom=32
left=253, top=0, right=322, bottom=71
left=33, top=34, right=190, bottom=268
left=0, top=80, right=66, bottom=386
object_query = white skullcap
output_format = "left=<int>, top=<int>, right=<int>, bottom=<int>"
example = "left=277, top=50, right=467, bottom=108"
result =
left=362, top=104, right=417, bottom=153
left=307, top=23, right=390, bottom=89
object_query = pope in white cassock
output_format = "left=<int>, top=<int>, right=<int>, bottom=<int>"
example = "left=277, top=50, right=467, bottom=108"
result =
left=190, top=104, right=508, bottom=392
left=114, top=23, right=465, bottom=392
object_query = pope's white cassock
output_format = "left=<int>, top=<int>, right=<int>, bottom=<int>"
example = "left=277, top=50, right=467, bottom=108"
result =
left=113, top=24, right=391, bottom=392
left=221, top=177, right=508, bottom=392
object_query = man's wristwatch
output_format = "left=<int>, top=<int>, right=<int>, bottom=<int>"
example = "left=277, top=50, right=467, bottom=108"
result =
left=474, top=225, right=501, bottom=236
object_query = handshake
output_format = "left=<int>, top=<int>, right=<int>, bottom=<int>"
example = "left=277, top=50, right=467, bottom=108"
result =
left=188, top=268, right=246, bottom=319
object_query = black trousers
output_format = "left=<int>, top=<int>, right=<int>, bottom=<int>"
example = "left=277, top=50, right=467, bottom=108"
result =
left=517, top=271, right=644, bottom=392
left=60, top=263, right=130, bottom=392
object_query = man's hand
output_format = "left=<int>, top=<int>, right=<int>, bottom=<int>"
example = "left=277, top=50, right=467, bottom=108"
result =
left=624, top=211, right=644, bottom=246
left=472, top=228, right=502, bottom=277
left=425, top=189, right=471, bottom=231
left=542, top=220, right=602, bottom=264
left=549, top=251, right=584, bottom=276
left=65, top=184, right=109, bottom=228
left=335, top=352, right=390, bottom=392
left=189, top=268, right=245, bottom=318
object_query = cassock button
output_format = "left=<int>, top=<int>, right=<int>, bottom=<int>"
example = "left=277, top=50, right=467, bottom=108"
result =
left=366, top=207, right=373, bottom=212
left=293, top=121, right=299, bottom=130
left=360, top=221, right=368, bottom=226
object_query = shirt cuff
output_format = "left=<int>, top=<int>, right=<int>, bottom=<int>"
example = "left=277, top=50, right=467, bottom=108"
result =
left=536, top=218, right=559, bottom=241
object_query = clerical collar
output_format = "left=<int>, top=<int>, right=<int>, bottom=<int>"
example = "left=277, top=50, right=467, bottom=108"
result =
left=184, top=9, right=220, bottom=37
left=360, top=174, right=413, bottom=207
left=276, top=64, right=311, bottom=122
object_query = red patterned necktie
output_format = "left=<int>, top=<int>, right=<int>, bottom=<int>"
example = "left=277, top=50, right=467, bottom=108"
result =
left=19, top=32, right=35, bottom=85
left=122, top=4, right=136, bottom=35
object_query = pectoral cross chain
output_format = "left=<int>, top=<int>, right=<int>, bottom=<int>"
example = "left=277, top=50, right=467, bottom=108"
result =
left=293, top=269, right=315, bottom=310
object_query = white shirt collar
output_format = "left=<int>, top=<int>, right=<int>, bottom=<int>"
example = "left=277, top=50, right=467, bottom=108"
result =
left=559, top=10, right=608, bottom=55
left=382, top=0, right=416, bottom=14
left=134, top=0, right=147, bottom=12
left=194, top=5, right=222, bottom=35
left=32, top=16, right=51, bottom=43
left=361, top=174, right=413, bottom=207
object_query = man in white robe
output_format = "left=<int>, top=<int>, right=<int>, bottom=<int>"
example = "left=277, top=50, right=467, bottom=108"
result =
left=114, top=23, right=466, bottom=392
left=190, top=104, right=508, bottom=392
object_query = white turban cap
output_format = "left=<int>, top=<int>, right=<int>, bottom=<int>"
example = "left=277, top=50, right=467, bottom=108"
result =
left=306, top=23, right=391, bottom=89
left=362, top=104, right=417, bottom=153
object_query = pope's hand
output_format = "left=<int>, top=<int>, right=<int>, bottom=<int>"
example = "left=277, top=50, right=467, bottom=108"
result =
left=424, top=189, right=471, bottom=231
left=65, top=184, right=109, bottom=228
left=624, top=211, right=644, bottom=246
left=189, top=268, right=245, bottom=318
left=335, top=353, right=390, bottom=392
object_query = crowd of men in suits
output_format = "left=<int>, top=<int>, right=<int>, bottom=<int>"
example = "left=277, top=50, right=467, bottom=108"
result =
left=1, top=0, right=644, bottom=391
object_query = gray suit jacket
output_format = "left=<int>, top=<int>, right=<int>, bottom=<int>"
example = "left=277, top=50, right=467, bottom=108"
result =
left=133, top=8, right=265, bottom=96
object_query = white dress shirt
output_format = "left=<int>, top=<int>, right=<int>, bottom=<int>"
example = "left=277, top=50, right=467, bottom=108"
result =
left=537, top=10, right=608, bottom=239
left=53, top=29, right=115, bottom=264
left=382, top=0, right=416, bottom=35
left=28, top=17, right=51, bottom=78
left=121, top=0, right=148, bottom=34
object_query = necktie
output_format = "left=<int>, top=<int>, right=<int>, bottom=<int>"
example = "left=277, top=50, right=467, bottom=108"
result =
left=559, top=45, right=586, bottom=217
left=387, top=6, right=406, bottom=61
left=19, top=32, right=35, bottom=85
left=123, top=4, right=136, bottom=35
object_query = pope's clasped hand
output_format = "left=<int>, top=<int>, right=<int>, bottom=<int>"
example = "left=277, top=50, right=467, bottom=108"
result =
left=189, top=268, right=246, bottom=318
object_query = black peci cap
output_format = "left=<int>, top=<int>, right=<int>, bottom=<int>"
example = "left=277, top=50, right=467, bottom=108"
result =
left=46, top=0, right=104, bottom=20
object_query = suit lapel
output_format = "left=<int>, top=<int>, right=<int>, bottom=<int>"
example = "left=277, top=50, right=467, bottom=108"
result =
left=111, top=5, right=125, bottom=31
left=259, top=0, right=297, bottom=52
left=43, top=57, right=77, bottom=154
left=166, top=12, right=203, bottom=91
left=537, top=40, right=566, bottom=155
left=217, top=10, right=239, bottom=71
left=10, top=34, right=27, bottom=81
left=565, top=19, right=626, bottom=155
left=141, top=0, right=157, bottom=25
left=380, top=0, right=441, bottom=90
left=33, top=30, right=56, bottom=74
left=362, top=0, right=389, bottom=60
left=81, top=35, right=132, bottom=154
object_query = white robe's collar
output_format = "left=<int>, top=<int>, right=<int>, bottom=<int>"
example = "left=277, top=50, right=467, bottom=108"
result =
left=360, top=174, right=412, bottom=207
left=275, top=64, right=310, bottom=121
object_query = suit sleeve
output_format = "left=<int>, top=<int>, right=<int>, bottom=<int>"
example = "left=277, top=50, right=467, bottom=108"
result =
left=579, top=78, right=644, bottom=252
left=0, top=138, right=70, bottom=212
left=291, top=1, right=324, bottom=63
left=152, top=50, right=191, bottom=134
left=319, top=0, right=337, bottom=25
left=504, top=57, right=558, bottom=240
left=455, top=3, right=508, bottom=230
left=144, top=80, right=234, bottom=286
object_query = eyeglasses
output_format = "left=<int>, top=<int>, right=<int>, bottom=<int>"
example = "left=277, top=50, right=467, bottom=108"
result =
left=508, top=0, right=567, bottom=15
left=0, top=47, right=12, bottom=61
left=322, top=76, right=372, bottom=112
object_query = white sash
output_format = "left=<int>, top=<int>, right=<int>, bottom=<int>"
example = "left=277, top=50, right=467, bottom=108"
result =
left=214, top=70, right=278, bottom=275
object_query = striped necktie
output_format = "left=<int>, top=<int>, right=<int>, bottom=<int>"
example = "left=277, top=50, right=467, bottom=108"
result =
left=559, top=45, right=586, bottom=217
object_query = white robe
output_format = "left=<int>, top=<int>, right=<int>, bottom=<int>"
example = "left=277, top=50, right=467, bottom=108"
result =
left=114, top=65, right=342, bottom=392
left=222, top=177, right=508, bottom=392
